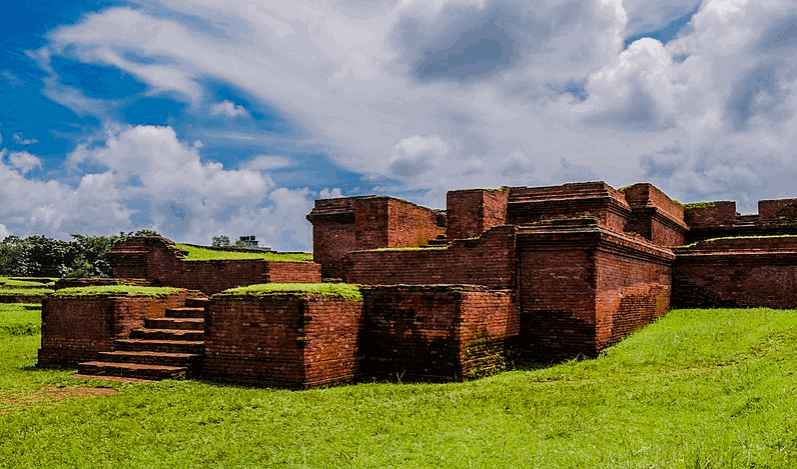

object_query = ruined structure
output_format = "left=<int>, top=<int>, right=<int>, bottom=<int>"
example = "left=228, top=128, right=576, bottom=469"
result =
left=37, top=181, right=797, bottom=387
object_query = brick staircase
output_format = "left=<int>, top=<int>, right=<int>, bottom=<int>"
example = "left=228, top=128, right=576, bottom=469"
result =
left=76, top=297, right=209, bottom=381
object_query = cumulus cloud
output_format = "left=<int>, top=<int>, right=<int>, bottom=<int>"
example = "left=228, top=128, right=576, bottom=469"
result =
left=0, top=124, right=318, bottom=249
left=19, top=0, right=797, bottom=218
left=7, top=151, right=43, bottom=174
left=210, top=99, right=250, bottom=118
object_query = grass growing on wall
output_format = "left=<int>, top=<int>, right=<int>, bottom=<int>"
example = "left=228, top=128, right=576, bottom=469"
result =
left=53, top=286, right=183, bottom=297
left=219, top=283, right=362, bottom=302
left=173, top=244, right=313, bottom=262
left=5, top=307, right=797, bottom=466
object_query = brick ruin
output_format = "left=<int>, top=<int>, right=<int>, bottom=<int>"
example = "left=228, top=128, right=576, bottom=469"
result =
left=37, top=181, right=797, bottom=387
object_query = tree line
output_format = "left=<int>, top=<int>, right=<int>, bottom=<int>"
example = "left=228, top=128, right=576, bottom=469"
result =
left=0, top=230, right=160, bottom=278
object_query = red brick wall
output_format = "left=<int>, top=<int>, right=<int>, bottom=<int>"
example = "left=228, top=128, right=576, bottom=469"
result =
left=684, top=202, right=736, bottom=227
left=354, top=198, right=390, bottom=249
left=265, top=262, right=323, bottom=284
left=307, top=196, right=444, bottom=278
left=517, top=222, right=673, bottom=359
left=458, top=289, right=519, bottom=379
left=203, top=295, right=363, bottom=388
left=621, top=184, right=686, bottom=246
left=360, top=286, right=518, bottom=381
left=446, top=189, right=509, bottom=240
left=311, top=217, right=356, bottom=279
left=344, top=226, right=516, bottom=288
left=108, top=237, right=320, bottom=294
left=759, top=199, right=797, bottom=223
left=37, top=291, right=190, bottom=366
left=594, top=246, right=671, bottom=349
left=622, top=183, right=685, bottom=222
left=387, top=198, right=445, bottom=246
left=674, top=237, right=797, bottom=308
left=507, top=183, right=631, bottom=234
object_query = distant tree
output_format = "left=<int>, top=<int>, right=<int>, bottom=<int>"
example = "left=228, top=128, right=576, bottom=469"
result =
left=212, top=235, right=231, bottom=247
left=0, top=229, right=163, bottom=278
left=212, top=235, right=248, bottom=248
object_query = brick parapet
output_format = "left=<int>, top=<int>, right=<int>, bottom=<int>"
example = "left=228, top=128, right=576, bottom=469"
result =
left=343, top=225, right=517, bottom=289
left=446, top=189, right=509, bottom=240
left=684, top=202, right=737, bottom=228
left=507, top=182, right=632, bottom=234
left=307, top=195, right=444, bottom=278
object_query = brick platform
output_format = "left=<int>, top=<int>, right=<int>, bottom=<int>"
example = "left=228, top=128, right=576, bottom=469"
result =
left=38, top=290, right=196, bottom=367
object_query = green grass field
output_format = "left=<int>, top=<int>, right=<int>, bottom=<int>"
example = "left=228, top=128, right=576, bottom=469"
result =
left=3, top=305, right=797, bottom=467
left=174, top=244, right=313, bottom=262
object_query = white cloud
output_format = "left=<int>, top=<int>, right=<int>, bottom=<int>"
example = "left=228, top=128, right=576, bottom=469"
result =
left=0, top=223, right=10, bottom=240
left=7, top=151, right=43, bottom=174
left=12, top=133, right=38, bottom=146
left=210, top=99, right=250, bottom=118
left=244, top=155, right=294, bottom=171
left=20, top=0, right=797, bottom=218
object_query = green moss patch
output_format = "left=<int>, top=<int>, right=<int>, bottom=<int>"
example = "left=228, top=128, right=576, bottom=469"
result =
left=679, top=234, right=797, bottom=249
left=53, top=286, right=183, bottom=297
left=684, top=201, right=723, bottom=209
left=218, top=283, right=362, bottom=302
left=174, top=244, right=313, bottom=262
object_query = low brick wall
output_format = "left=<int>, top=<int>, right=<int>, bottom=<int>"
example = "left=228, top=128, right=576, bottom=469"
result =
left=517, top=219, right=674, bottom=359
left=203, top=294, right=364, bottom=388
left=343, top=226, right=517, bottom=288
left=107, top=237, right=321, bottom=294
left=37, top=290, right=192, bottom=367
left=360, top=286, right=518, bottom=382
left=0, top=294, right=49, bottom=303
left=673, top=237, right=797, bottom=308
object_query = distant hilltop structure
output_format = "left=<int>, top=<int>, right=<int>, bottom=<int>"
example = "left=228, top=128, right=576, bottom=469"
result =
left=38, top=181, right=797, bottom=388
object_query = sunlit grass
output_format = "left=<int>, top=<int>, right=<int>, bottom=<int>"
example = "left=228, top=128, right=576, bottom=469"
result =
left=3, top=307, right=797, bottom=467
left=219, top=283, right=362, bottom=302
left=174, top=244, right=313, bottom=262
left=53, top=285, right=184, bottom=297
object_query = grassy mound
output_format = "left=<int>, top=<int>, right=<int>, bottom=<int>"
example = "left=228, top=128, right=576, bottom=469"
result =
left=3, top=307, right=797, bottom=467
left=219, top=283, right=362, bottom=302
left=174, top=244, right=313, bottom=262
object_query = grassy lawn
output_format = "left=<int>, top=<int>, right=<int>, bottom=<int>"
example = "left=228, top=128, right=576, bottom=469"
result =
left=3, top=306, right=797, bottom=467
left=174, top=244, right=313, bottom=263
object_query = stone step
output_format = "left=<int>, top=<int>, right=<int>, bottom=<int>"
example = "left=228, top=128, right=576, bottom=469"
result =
left=78, top=361, right=188, bottom=380
left=185, top=297, right=210, bottom=308
left=98, top=350, right=202, bottom=368
left=129, top=328, right=205, bottom=341
left=145, top=317, right=205, bottom=330
left=165, top=307, right=206, bottom=318
left=115, top=339, right=205, bottom=354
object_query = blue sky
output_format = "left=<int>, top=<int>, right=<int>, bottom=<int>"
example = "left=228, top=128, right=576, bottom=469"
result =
left=2, top=0, right=796, bottom=250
